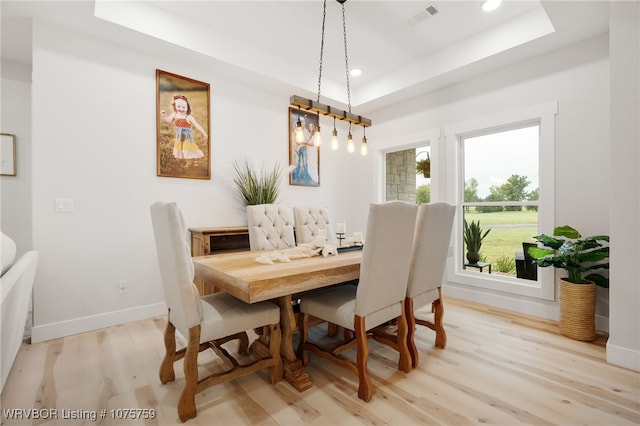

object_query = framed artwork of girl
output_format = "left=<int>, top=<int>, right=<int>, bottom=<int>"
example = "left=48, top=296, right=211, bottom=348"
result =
left=156, top=70, right=211, bottom=179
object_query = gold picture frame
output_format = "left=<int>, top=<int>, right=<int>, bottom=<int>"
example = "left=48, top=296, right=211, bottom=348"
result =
left=156, top=69, right=211, bottom=179
left=289, top=107, right=320, bottom=186
left=0, top=133, right=16, bottom=176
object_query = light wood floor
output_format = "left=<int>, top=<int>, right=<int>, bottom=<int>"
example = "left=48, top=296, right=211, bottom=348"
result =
left=2, top=297, right=638, bottom=425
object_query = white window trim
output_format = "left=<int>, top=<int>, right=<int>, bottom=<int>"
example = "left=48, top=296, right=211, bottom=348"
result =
left=443, top=101, right=558, bottom=301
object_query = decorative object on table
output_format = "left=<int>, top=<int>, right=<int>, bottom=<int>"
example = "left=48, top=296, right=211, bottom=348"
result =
left=289, top=0, right=371, bottom=157
left=528, top=225, right=609, bottom=341
left=289, top=107, right=320, bottom=186
left=335, top=222, right=346, bottom=246
left=156, top=70, right=210, bottom=180
left=232, top=160, right=282, bottom=206
left=254, top=243, right=338, bottom=265
left=0, top=133, right=16, bottom=176
left=463, top=218, right=490, bottom=264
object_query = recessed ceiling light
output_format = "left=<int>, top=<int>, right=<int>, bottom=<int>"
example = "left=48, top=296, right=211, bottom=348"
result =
left=350, top=69, right=362, bottom=77
left=482, top=0, right=502, bottom=12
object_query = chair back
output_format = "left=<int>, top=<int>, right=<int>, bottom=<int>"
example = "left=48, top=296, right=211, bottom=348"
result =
left=150, top=201, right=203, bottom=332
left=356, top=201, right=417, bottom=317
left=293, top=206, right=334, bottom=244
left=406, top=203, right=455, bottom=300
left=246, top=204, right=296, bottom=250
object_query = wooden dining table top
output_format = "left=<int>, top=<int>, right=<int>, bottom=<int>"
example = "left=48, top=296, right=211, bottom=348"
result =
left=192, top=249, right=362, bottom=304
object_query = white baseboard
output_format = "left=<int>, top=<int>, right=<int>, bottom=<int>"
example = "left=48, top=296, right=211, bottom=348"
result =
left=444, top=283, right=559, bottom=320
left=445, top=284, right=610, bottom=333
left=606, top=341, right=640, bottom=372
left=30, top=302, right=167, bottom=343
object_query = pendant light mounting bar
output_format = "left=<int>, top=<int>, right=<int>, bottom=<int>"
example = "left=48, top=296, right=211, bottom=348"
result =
left=290, top=95, right=371, bottom=127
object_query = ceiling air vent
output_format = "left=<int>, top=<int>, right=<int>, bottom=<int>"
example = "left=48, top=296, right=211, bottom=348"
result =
left=407, top=3, right=439, bottom=26
left=425, top=4, right=439, bottom=16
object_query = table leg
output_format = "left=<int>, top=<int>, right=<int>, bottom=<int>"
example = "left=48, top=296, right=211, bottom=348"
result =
left=278, top=295, right=313, bottom=392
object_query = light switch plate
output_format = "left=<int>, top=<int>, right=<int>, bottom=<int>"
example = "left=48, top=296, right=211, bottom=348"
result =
left=55, top=198, right=74, bottom=212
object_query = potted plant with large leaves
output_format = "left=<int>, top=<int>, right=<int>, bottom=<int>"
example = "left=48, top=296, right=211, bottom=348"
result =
left=528, top=225, right=609, bottom=341
left=463, top=218, right=490, bottom=264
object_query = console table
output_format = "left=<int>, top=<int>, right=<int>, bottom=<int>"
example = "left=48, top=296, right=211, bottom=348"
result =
left=189, top=226, right=250, bottom=294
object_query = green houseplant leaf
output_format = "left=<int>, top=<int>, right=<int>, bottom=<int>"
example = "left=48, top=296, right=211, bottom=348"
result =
left=528, top=225, right=610, bottom=287
left=463, top=219, right=490, bottom=253
left=232, top=160, right=281, bottom=206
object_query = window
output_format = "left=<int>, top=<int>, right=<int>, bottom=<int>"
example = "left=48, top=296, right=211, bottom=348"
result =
left=462, top=125, right=539, bottom=278
left=444, top=102, right=557, bottom=300
left=384, top=145, right=431, bottom=203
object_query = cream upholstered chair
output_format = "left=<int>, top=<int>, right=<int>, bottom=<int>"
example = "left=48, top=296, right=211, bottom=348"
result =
left=246, top=204, right=295, bottom=250
left=150, top=202, right=282, bottom=422
left=293, top=206, right=335, bottom=244
left=297, top=201, right=417, bottom=402
left=405, top=202, right=455, bottom=366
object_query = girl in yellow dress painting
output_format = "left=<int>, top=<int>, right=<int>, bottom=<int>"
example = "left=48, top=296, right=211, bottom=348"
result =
left=160, top=94, right=207, bottom=165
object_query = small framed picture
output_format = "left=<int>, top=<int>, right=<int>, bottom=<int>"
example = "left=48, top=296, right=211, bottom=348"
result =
left=289, top=107, right=320, bottom=187
left=156, top=69, right=211, bottom=179
left=0, top=133, right=16, bottom=176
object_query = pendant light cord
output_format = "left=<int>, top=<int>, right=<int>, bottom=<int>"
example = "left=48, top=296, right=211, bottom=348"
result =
left=341, top=1, right=352, bottom=114
left=316, top=0, right=327, bottom=103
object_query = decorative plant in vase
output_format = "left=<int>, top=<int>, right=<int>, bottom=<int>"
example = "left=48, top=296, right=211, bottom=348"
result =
left=232, top=160, right=282, bottom=206
left=463, top=218, right=490, bottom=264
left=416, top=152, right=431, bottom=178
left=528, top=225, right=609, bottom=341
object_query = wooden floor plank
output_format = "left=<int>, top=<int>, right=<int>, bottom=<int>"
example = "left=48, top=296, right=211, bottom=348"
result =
left=2, top=297, right=638, bottom=426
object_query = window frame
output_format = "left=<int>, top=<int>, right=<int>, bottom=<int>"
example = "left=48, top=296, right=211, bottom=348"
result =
left=443, top=101, right=558, bottom=300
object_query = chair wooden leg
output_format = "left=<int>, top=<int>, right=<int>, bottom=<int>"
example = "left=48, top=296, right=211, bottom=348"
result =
left=396, top=303, right=411, bottom=373
left=238, top=331, right=250, bottom=354
left=433, top=289, right=447, bottom=349
left=178, top=325, right=200, bottom=422
left=327, top=323, right=339, bottom=337
left=160, top=318, right=177, bottom=384
left=354, top=315, right=372, bottom=402
left=405, top=297, right=419, bottom=369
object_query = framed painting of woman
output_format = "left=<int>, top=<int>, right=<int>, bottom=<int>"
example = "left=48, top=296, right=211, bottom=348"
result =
left=289, top=107, right=320, bottom=187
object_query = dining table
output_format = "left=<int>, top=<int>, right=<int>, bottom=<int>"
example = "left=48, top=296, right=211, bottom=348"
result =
left=192, top=248, right=362, bottom=391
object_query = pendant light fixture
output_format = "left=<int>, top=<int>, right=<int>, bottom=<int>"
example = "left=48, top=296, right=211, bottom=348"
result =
left=290, top=0, right=370, bottom=155
left=330, top=117, right=339, bottom=150
left=295, top=106, right=305, bottom=143
left=346, top=123, right=355, bottom=153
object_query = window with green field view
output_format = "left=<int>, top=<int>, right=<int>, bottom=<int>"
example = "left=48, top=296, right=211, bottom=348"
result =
left=462, top=124, right=539, bottom=279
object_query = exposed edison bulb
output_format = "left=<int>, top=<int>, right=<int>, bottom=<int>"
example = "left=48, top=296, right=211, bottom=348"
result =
left=360, top=135, right=368, bottom=156
left=295, top=119, right=305, bottom=143
left=313, top=126, right=322, bottom=147
left=346, top=132, right=355, bottom=153
left=330, top=128, right=339, bottom=150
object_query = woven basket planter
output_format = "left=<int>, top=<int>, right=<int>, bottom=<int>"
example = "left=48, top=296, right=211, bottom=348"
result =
left=559, top=278, right=596, bottom=341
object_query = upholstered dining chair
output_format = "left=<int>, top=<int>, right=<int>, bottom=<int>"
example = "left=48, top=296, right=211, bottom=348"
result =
left=246, top=204, right=296, bottom=250
left=297, top=201, right=418, bottom=402
left=405, top=202, right=455, bottom=366
left=293, top=206, right=335, bottom=245
left=150, top=201, right=282, bottom=422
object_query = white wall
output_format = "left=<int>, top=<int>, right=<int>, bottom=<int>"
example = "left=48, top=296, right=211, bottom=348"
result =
left=1, top=61, right=32, bottom=257
left=370, top=34, right=611, bottom=322
left=27, top=20, right=372, bottom=342
left=607, top=1, right=640, bottom=372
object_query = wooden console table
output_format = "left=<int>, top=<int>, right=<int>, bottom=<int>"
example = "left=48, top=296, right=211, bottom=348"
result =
left=189, top=226, right=250, bottom=294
